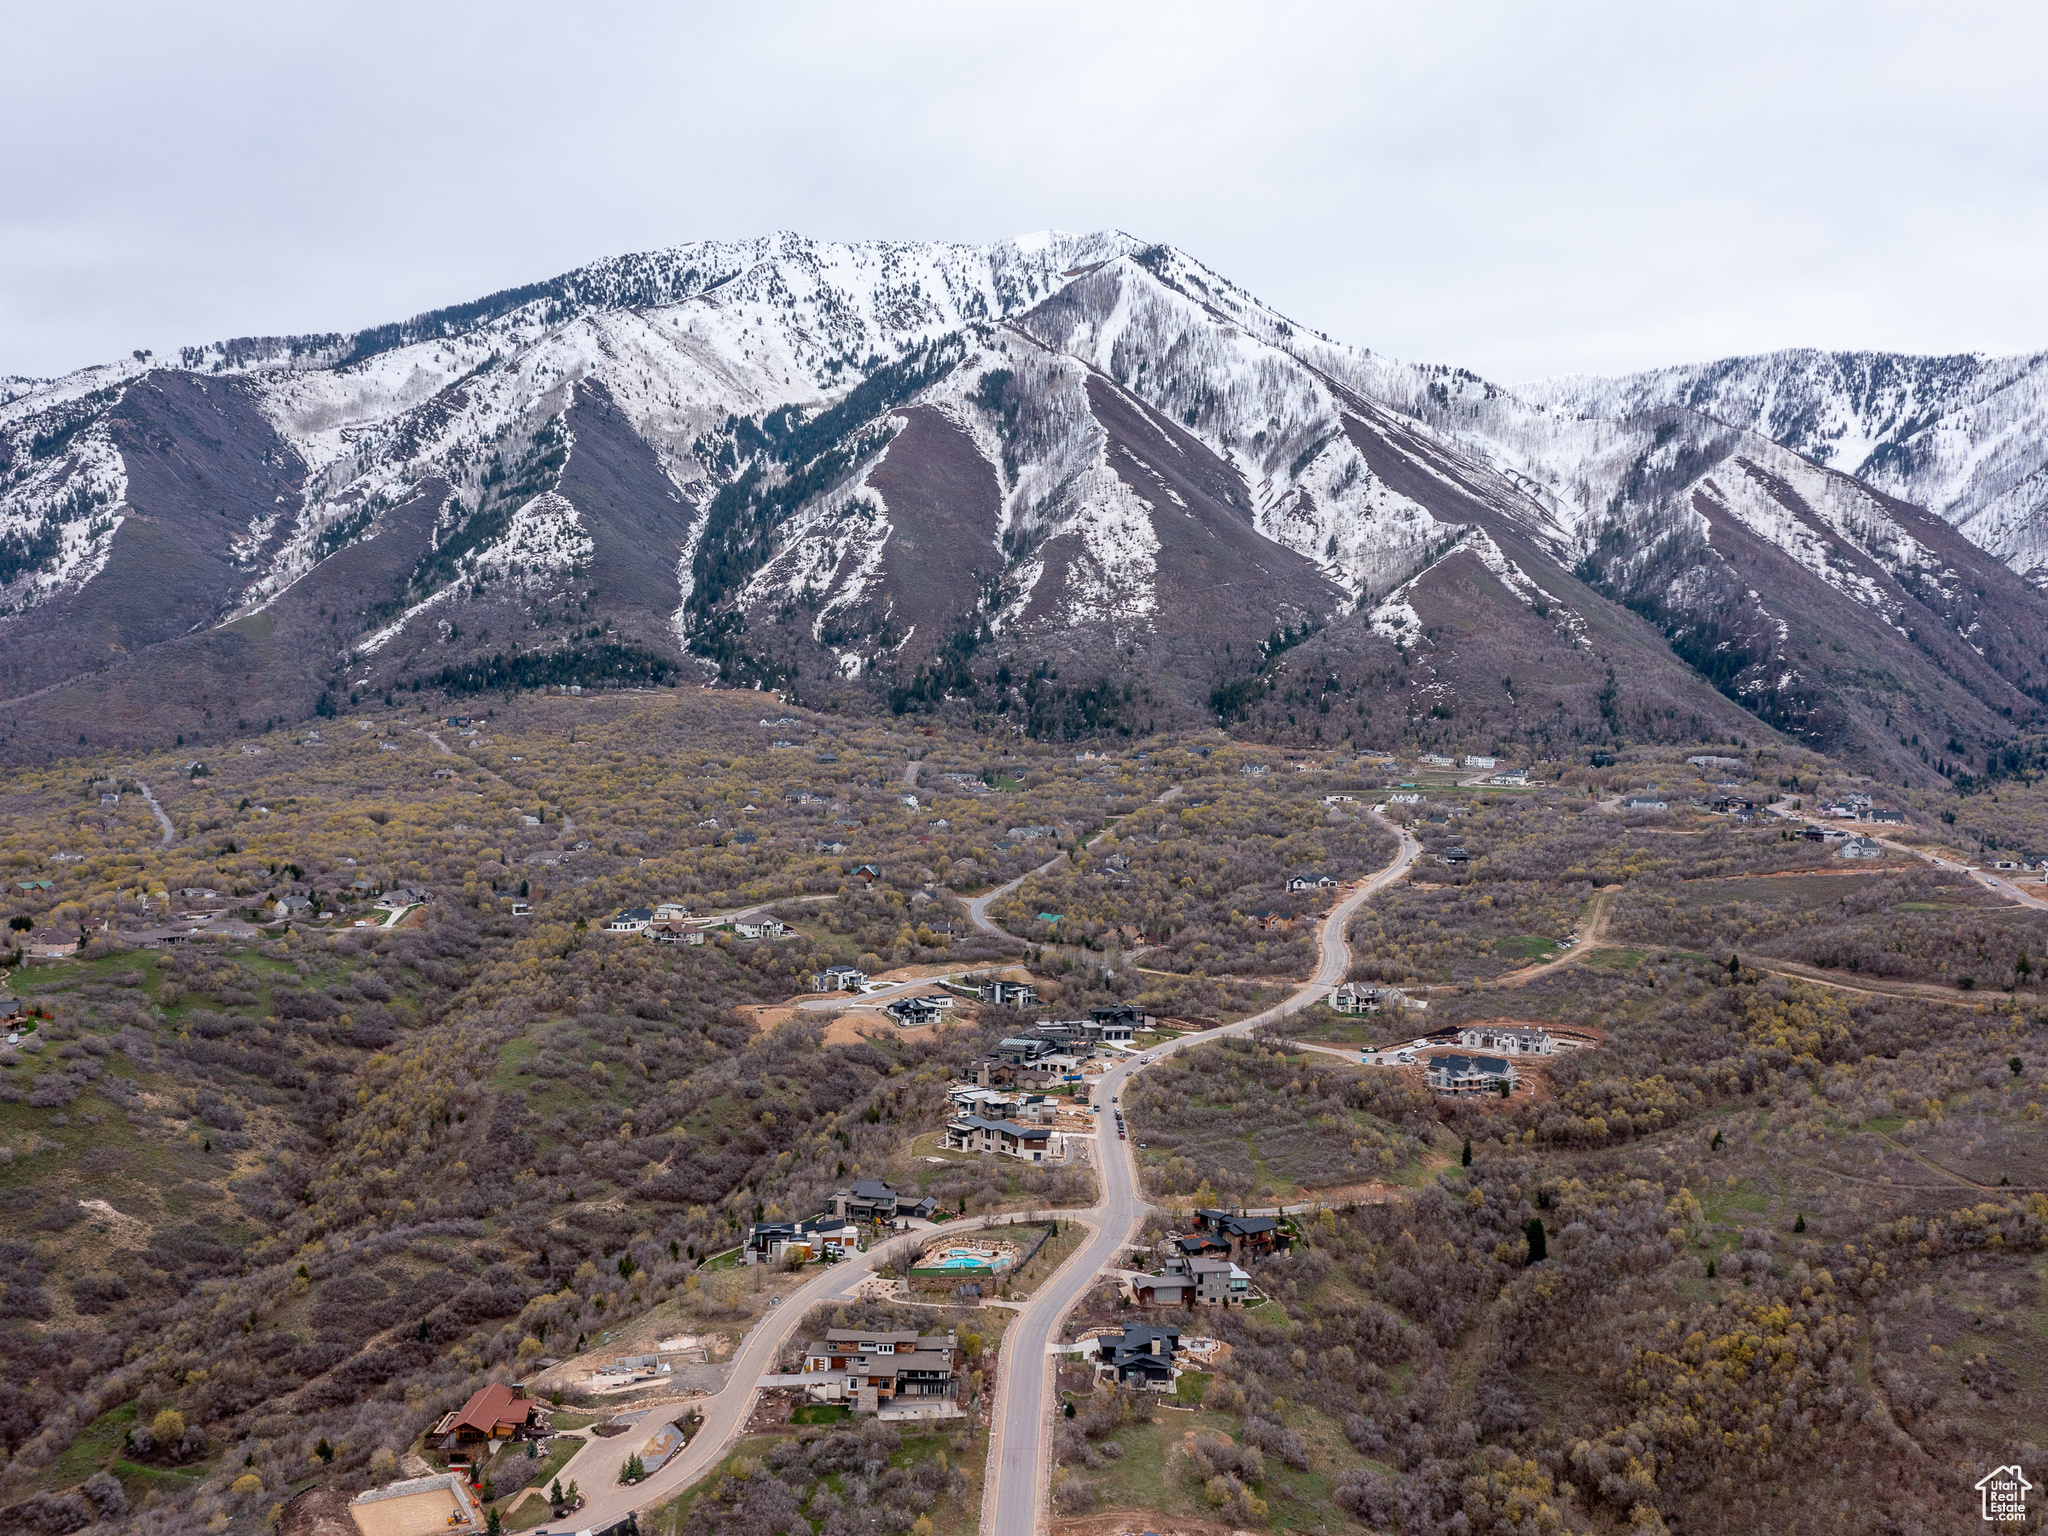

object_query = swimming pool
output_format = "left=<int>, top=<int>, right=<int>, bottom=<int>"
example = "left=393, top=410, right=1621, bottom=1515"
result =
left=923, top=1247, right=1013, bottom=1270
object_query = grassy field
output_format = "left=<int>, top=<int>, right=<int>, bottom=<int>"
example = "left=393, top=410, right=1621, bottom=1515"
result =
left=790, top=1403, right=850, bottom=1424
left=32, top=1399, right=208, bottom=1501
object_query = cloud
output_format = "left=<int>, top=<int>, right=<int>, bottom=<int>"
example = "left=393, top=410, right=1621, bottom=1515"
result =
left=4, top=1, right=2046, bottom=380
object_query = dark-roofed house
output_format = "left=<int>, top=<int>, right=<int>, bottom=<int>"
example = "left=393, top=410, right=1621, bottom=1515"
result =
left=744, top=1215, right=863, bottom=1264
left=1184, top=1255, right=1251, bottom=1305
left=1090, top=1003, right=1150, bottom=1030
left=603, top=907, right=654, bottom=933
left=944, top=1114, right=1055, bottom=1162
left=429, top=1382, right=540, bottom=1458
left=972, top=1056, right=1058, bottom=1090
left=802, top=1328, right=960, bottom=1414
left=885, top=995, right=946, bottom=1026
left=1328, top=981, right=1384, bottom=1014
left=996, top=1036, right=1055, bottom=1065
left=1193, top=1210, right=1286, bottom=1255
left=1097, top=1325, right=1182, bottom=1386
left=832, top=1181, right=937, bottom=1224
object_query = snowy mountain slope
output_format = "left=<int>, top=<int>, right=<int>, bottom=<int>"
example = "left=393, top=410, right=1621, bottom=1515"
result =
left=1361, top=363, right=2048, bottom=771
left=1523, top=348, right=2048, bottom=580
left=4, top=229, right=2044, bottom=777
left=1009, top=251, right=1444, bottom=602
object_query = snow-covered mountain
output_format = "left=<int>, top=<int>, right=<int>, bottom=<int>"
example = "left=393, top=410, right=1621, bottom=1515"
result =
left=1522, top=349, right=2048, bottom=580
left=3, top=231, right=2045, bottom=780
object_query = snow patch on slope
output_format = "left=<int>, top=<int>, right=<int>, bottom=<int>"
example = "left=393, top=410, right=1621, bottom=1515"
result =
left=1521, top=347, right=2048, bottom=583
left=355, top=490, right=593, bottom=655
left=0, top=414, right=129, bottom=615
left=1363, top=530, right=1587, bottom=648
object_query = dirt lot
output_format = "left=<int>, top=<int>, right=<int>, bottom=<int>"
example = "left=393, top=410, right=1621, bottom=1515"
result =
left=525, top=1262, right=816, bottom=1396
left=744, top=1386, right=808, bottom=1433
left=741, top=997, right=987, bottom=1048
left=741, top=999, right=894, bottom=1046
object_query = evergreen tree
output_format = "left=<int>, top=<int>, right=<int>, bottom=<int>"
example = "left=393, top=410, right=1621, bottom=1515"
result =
left=1524, top=1217, right=1547, bottom=1263
left=1461, top=1136, right=1472, bottom=1167
left=1794, top=1212, right=1806, bottom=1233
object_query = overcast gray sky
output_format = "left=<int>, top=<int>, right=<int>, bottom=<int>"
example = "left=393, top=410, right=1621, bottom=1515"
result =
left=4, top=2, right=2044, bottom=382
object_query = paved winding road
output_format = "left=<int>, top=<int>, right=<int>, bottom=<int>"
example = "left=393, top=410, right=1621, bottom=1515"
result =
left=1892, top=842, right=2048, bottom=912
left=587, top=807, right=1420, bottom=1536
left=134, top=782, right=177, bottom=846
left=574, top=1228, right=933, bottom=1532
left=983, top=808, right=1421, bottom=1536
left=966, top=786, right=1183, bottom=942
left=1759, top=797, right=2048, bottom=914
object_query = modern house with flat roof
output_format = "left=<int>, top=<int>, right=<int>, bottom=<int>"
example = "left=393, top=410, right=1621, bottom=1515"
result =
left=828, top=1180, right=937, bottom=1224
left=802, top=1329, right=960, bottom=1413
left=1131, top=1271, right=1197, bottom=1307
left=743, top=1214, right=864, bottom=1264
left=1176, top=1255, right=1250, bottom=1304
